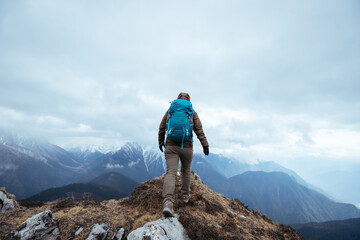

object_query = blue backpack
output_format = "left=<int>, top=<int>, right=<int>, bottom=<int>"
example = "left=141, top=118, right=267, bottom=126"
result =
left=166, top=99, right=194, bottom=148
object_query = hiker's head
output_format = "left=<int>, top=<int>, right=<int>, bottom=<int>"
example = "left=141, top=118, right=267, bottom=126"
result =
left=177, top=92, right=190, bottom=101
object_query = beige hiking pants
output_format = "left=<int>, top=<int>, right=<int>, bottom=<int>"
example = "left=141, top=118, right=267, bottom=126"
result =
left=162, top=145, right=193, bottom=203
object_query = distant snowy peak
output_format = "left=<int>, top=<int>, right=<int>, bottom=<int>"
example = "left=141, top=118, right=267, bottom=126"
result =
left=0, top=129, right=81, bottom=168
left=0, top=130, right=51, bottom=160
left=143, top=147, right=163, bottom=163
left=65, top=144, right=120, bottom=154
left=65, top=142, right=164, bottom=169
left=119, top=142, right=142, bottom=152
left=0, top=130, right=48, bottom=150
left=111, top=142, right=159, bottom=157
left=67, top=146, right=103, bottom=154
left=120, top=142, right=165, bottom=169
left=143, top=146, right=166, bottom=174
left=64, top=142, right=161, bottom=156
left=85, top=142, right=165, bottom=182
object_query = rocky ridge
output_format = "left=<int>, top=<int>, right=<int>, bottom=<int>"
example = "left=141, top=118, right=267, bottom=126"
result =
left=0, top=173, right=303, bottom=239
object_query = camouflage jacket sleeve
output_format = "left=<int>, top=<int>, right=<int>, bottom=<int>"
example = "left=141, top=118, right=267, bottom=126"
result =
left=158, top=110, right=168, bottom=146
left=193, top=110, right=209, bottom=147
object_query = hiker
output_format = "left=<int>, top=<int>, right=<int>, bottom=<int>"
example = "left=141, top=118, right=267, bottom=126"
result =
left=158, top=92, right=209, bottom=217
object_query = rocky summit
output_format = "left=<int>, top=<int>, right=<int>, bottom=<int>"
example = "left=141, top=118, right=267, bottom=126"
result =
left=0, top=172, right=303, bottom=240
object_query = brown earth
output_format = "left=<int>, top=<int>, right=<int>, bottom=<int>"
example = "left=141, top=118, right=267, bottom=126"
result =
left=0, top=172, right=303, bottom=240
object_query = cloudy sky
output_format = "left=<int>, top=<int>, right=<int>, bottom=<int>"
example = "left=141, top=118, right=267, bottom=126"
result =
left=1, top=0, right=359, bottom=177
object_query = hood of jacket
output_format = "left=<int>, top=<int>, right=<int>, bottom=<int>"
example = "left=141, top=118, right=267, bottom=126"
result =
left=177, top=92, right=190, bottom=101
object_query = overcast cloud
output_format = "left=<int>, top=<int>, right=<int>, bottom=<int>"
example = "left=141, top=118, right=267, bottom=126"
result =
left=1, top=0, right=359, bottom=177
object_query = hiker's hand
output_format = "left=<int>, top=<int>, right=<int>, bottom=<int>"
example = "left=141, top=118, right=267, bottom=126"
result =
left=203, top=146, right=209, bottom=156
left=159, top=143, right=164, bottom=152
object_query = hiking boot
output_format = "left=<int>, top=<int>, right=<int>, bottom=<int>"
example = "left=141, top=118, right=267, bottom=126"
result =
left=182, top=194, right=190, bottom=203
left=163, top=200, right=174, bottom=218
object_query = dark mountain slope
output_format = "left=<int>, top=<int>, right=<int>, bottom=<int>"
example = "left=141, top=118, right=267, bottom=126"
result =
left=292, top=218, right=360, bottom=240
left=26, top=182, right=126, bottom=202
left=90, top=172, right=139, bottom=195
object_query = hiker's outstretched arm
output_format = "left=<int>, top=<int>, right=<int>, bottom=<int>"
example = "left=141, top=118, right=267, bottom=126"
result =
left=158, top=111, right=168, bottom=146
left=193, top=111, right=209, bottom=147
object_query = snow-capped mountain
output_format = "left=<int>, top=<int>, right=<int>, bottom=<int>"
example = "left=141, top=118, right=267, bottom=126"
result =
left=64, top=144, right=117, bottom=154
left=0, top=130, right=81, bottom=168
left=143, top=146, right=166, bottom=178
left=67, top=146, right=105, bottom=165
left=0, top=130, right=84, bottom=199
left=83, top=143, right=165, bottom=183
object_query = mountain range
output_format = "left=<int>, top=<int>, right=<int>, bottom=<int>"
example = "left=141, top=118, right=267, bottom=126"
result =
left=190, top=155, right=360, bottom=224
left=225, top=171, right=360, bottom=224
left=202, top=153, right=327, bottom=195
left=1, top=130, right=359, bottom=226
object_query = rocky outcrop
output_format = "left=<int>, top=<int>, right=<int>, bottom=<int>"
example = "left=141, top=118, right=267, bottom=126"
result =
left=127, top=217, right=189, bottom=240
left=0, top=188, right=19, bottom=212
left=0, top=172, right=303, bottom=240
left=5, top=210, right=59, bottom=240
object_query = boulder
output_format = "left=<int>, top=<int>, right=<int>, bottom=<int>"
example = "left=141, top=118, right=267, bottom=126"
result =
left=86, top=223, right=109, bottom=240
left=112, top=228, right=124, bottom=239
left=127, top=217, right=189, bottom=240
left=6, top=210, right=59, bottom=240
left=0, top=188, right=19, bottom=212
